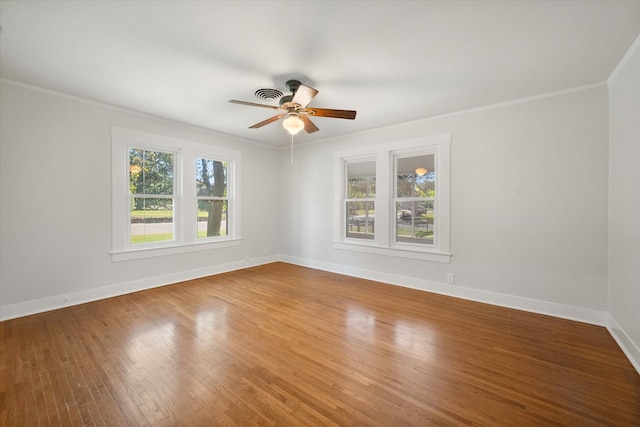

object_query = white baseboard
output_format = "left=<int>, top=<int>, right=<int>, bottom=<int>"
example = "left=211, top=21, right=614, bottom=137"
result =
left=4, top=254, right=637, bottom=376
left=0, top=255, right=606, bottom=325
left=607, top=315, right=640, bottom=375
left=279, top=255, right=609, bottom=326
left=0, top=255, right=278, bottom=321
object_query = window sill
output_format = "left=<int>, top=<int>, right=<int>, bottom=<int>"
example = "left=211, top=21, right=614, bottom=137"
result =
left=111, top=238, right=241, bottom=262
left=333, top=241, right=451, bottom=263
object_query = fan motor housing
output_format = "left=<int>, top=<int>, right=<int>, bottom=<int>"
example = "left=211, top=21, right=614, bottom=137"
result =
left=279, top=95, right=294, bottom=106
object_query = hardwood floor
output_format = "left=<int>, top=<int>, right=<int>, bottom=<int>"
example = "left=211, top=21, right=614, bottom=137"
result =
left=1, top=262, right=639, bottom=426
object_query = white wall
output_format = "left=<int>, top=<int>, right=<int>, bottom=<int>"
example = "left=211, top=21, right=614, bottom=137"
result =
left=608, top=38, right=640, bottom=371
left=0, top=79, right=614, bottom=329
left=0, top=81, right=279, bottom=319
left=279, top=85, right=610, bottom=324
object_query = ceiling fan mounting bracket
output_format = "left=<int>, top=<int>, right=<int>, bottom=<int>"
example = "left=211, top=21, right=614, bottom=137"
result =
left=285, top=79, right=302, bottom=94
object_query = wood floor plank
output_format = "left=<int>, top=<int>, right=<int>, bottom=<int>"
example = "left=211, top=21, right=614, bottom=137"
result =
left=1, top=262, right=639, bottom=426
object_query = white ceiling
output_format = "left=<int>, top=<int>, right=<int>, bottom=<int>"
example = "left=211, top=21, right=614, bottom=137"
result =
left=1, top=1, right=639, bottom=148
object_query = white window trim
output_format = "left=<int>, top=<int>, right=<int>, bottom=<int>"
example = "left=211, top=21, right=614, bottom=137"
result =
left=111, top=127, right=241, bottom=262
left=333, top=134, right=451, bottom=263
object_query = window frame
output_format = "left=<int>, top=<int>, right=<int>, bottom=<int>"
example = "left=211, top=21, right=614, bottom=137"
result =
left=111, top=127, right=241, bottom=262
left=333, top=134, right=451, bottom=263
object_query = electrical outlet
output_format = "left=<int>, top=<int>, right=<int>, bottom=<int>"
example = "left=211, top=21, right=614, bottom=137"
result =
left=447, top=273, right=455, bottom=284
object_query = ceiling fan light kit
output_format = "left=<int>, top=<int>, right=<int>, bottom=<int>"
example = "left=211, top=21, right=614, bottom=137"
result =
left=282, top=114, right=305, bottom=135
left=229, top=79, right=357, bottom=136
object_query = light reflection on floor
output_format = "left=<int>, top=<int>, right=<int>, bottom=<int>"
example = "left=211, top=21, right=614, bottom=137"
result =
left=345, top=306, right=377, bottom=341
left=394, top=320, right=436, bottom=361
left=196, top=306, right=228, bottom=342
left=126, top=320, right=177, bottom=368
left=345, top=305, right=437, bottom=362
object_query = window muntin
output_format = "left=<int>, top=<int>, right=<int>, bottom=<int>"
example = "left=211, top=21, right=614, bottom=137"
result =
left=196, top=157, right=228, bottom=238
left=129, top=148, right=176, bottom=245
left=345, top=160, right=376, bottom=240
left=394, top=153, right=435, bottom=246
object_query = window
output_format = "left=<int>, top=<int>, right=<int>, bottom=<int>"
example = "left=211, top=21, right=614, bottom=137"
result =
left=111, top=127, right=241, bottom=261
left=196, top=157, right=228, bottom=239
left=345, top=160, right=376, bottom=240
left=334, top=134, right=451, bottom=263
left=129, top=148, right=176, bottom=245
left=394, top=152, right=435, bottom=245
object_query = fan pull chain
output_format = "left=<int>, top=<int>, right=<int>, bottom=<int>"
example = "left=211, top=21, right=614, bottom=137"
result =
left=290, top=134, right=294, bottom=164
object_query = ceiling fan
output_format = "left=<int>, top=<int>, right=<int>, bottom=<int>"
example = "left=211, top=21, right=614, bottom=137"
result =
left=229, top=80, right=357, bottom=135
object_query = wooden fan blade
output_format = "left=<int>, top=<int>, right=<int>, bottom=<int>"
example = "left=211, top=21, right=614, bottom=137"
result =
left=300, top=115, right=319, bottom=133
left=249, top=114, right=285, bottom=129
left=305, top=108, right=357, bottom=120
left=229, top=100, right=281, bottom=110
left=291, top=84, right=318, bottom=108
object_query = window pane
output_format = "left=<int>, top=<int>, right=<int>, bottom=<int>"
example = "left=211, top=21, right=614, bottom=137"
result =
left=347, top=161, right=376, bottom=198
left=396, top=154, right=435, bottom=197
left=129, top=149, right=174, bottom=195
left=197, top=200, right=228, bottom=238
left=396, top=200, right=434, bottom=244
left=130, top=198, right=174, bottom=244
left=196, top=158, right=227, bottom=197
left=346, top=201, right=375, bottom=240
